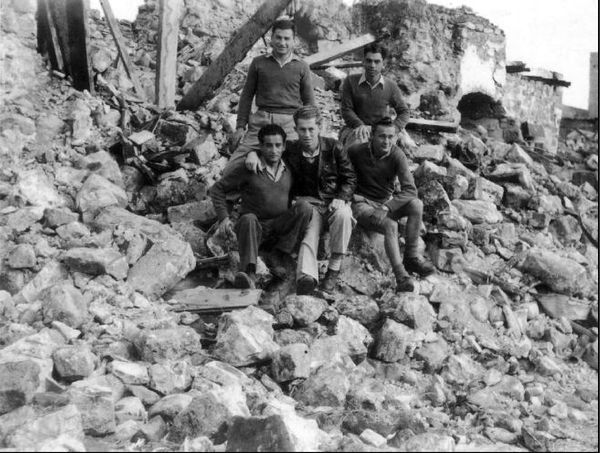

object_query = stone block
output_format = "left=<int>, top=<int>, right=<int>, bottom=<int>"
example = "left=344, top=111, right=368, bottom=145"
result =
left=167, top=200, right=217, bottom=226
left=67, top=381, right=116, bottom=435
left=63, top=247, right=129, bottom=279
left=271, top=343, right=310, bottom=383
left=418, top=180, right=452, bottom=223
left=452, top=199, right=503, bottom=224
left=110, top=360, right=149, bottom=385
left=375, top=319, right=417, bottom=362
left=443, top=173, right=469, bottom=199
left=149, top=360, right=193, bottom=395
left=136, top=326, right=202, bottom=363
left=281, top=295, right=328, bottom=327
left=380, top=293, right=436, bottom=331
left=521, top=248, right=590, bottom=296
left=333, top=295, right=380, bottom=329
left=52, top=345, right=97, bottom=382
left=226, top=414, right=295, bottom=452
left=79, top=150, right=124, bottom=188
left=16, top=168, right=65, bottom=209
left=44, top=207, right=79, bottom=227
left=466, top=176, right=504, bottom=205
left=0, top=359, right=40, bottom=414
left=186, top=134, right=219, bottom=166
left=548, top=215, right=582, bottom=246
left=40, top=282, right=88, bottom=329
left=443, top=353, right=484, bottom=385
left=414, top=337, right=451, bottom=371
left=296, top=364, right=350, bottom=407
left=348, top=225, right=390, bottom=274
left=148, top=393, right=196, bottom=420
left=7, top=243, right=36, bottom=269
left=335, top=315, right=373, bottom=358
left=414, top=160, right=447, bottom=186
left=115, top=396, right=147, bottom=424
left=436, top=207, right=471, bottom=232
left=412, top=144, right=445, bottom=163
left=76, top=173, right=127, bottom=214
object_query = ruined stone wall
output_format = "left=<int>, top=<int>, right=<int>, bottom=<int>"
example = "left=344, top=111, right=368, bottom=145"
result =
left=503, top=74, right=564, bottom=153
left=354, top=0, right=506, bottom=122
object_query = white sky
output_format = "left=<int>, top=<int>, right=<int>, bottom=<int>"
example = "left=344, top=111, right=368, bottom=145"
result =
left=91, top=0, right=598, bottom=108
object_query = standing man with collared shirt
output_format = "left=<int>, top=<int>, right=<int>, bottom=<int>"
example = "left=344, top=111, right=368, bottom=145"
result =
left=210, top=124, right=313, bottom=289
left=228, top=18, right=315, bottom=172
left=349, top=117, right=434, bottom=293
left=340, top=42, right=410, bottom=149
left=280, top=106, right=356, bottom=295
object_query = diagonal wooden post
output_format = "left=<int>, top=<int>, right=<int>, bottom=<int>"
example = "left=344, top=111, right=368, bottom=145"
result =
left=155, top=0, right=183, bottom=108
left=98, top=0, right=145, bottom=99
left=177, top=0, right=292, bottom=111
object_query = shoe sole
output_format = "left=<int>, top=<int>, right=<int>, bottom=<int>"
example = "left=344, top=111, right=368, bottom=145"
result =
left=296, top=279, right=317, bottom=295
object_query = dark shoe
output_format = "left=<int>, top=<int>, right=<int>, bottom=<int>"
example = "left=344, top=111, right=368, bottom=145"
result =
left=321, top=268, right=340, bottom=293
left=234, top=271, right=256, bottom=289
left=265, top=250, right=288, bottom=280
left=404, top=255, right=435, bottom=277
left=395, top=274, right=415, bottom=293
left=296, top=275, right=317, bottom=295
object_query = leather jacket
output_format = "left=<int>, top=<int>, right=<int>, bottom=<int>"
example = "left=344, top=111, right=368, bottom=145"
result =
left=283, top=136, right=356, bottom=202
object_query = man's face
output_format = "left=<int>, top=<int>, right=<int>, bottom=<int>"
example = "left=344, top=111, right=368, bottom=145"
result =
left=271, top=28, right=294, bottom=58
left=260, top=134, right=285, bottom=165
left=295, top=117, right=320, bottom=151
left=371, top=125, right=397, bottom=156
left=364, top=52, right=384, bottom=81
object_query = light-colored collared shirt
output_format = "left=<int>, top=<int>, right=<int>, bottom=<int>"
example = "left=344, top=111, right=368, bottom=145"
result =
left=301, top=141, right=321, bottom=160
left=358, top=73, right=385, bottom=90
left=258, top=158, right=287, bottom=182
left=268, top=52, right=300, bottom=68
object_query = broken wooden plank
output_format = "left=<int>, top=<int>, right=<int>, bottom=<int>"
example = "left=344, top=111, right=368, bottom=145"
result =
left=37, top=0, right=65, bottom=71
left=47, top=0, right=71, bottom=79
left=312, top=60, right=364, bottom=70
left=168, top=287, right=262, bottom=313
left=406, top=118, right=459, bottom=133
left=304, top=34, right=376, bottom=68
left=66, top=0, right=94, bottom=92
left=177, top=0, right=292, bottom=111
left=155, top=0, right=183, bottom=108
left=98, top=0, right=145, bottom=99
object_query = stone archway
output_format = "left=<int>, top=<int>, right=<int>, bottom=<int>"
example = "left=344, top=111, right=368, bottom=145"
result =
left=457, top=92, right=506, bottom=139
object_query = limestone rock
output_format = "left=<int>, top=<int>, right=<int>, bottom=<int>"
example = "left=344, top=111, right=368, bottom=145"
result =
left=76, top=173, right=127, bottom=213
left=375, top=319, right=419, bottom=362
left=80, top=150, right=124, bottom=188
left=40, top=282, right=88, bottom=329
left=15, top=260, right=68, bottom=304
left=271, top=343, right=310, bottom=383
left=136, top=326, right=202, bottom=363
left=167, top=200, right=217, bottom=226
left=226, top=414, right=295, bottom=452
left=148, top=392, right=196, bottom=420
left=7, top=243, right=36, bottom=269
left=115, top=396, right=147, bottom=424
left=149, top=360, right=193, bottom=395
left=52, top=345, right=97, bottom=381
left=0, top=359, right=40, bottom=414
left=400, top=433, right=455, bottom=452
left=63, top=247, right=129, bottom=279
left=412, top=144, right=445, bottom=163
left=127, top=235, right=195, bottom=298
left=443, top=354, right=485, bottom=385
left=16, top=168, right=65, bottom=209
left=335, top=315, right=373, bottom=358
left=333, top=295, right=380, bottom=329
left=110, top=360, right=150, bottom=385
left=521, top=248, right=590, bottom=296
left=67, top=380, right=116, bottom=435
left=282, top=295, right=328, bottom=327
left=213, top=306, right=278, bottom=366
left=414, top=336, right=451, bottom=371
left=418, top=180, right=453, bottom=223
left=452, top=199, right=503, bottom=224
left=380, top=293, right=436, bottom=331
left=296, top=364, right=350, bottom=407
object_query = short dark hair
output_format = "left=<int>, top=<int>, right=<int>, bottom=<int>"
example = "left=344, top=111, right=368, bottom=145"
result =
left=258, top=124, right=286, bottom=144
left=363, top=42, right=388, bottom=60
left=293, top=105, right=321, bottom=124
left=372, top=117, right=397, bottom=134
left=272, top=19, right=296, bottom=35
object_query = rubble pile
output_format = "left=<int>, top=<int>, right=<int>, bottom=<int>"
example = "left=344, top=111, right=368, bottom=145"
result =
left=1, top=0, right=598, bottom=451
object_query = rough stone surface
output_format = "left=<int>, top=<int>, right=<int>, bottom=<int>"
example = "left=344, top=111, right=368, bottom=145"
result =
left=136, top=326, right=202, bottom=363
left=0, top=359, right=40, bottom=414
left=67, top=380, right=116, bottom=435
left=381, top=293, right=436, bottom=331
left=52, top=345, right=97, bottom=381
left=296, top=364, right=350, bottom=407
left=452, top=199, right=503, bottom=224
left=40, top=282, right=88, bottom=329
left=376, top=319, right=418, bottom=362
left=63, top=247, right=129, bottom=279
left=226, top=414, right=295, bottom=452
left=271, top=343, right=311, bottom=383
left=282, top=295, right=328, bottom=327
left=149, top=360, right=193, bottom=395
left=76, top=173, right=128, bottom=213
left=7, top=244, right=36, bottom=269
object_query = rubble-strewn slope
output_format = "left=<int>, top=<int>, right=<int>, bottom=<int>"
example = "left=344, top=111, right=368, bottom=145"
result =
left=0, top=0, right=598, bottom=451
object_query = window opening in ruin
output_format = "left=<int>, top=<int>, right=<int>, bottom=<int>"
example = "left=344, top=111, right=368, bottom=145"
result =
left=458, top=92, right=506, bottom=138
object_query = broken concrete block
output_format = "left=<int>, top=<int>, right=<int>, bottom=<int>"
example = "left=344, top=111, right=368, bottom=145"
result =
left=133, top=415, right=167, bottom=442
left=226, top=414, right=295, bottom=452
left=40, top=282, right=88, bottom=329
left=281, top=295, right=328, bottom=327
left=271, top=343, right=310, bottom=383
left=52, top=345, right=98, bottom=382
left=521, top=248, right=590, bottom=296
left=149, top=360, right=193, bottom=395
left=360, top=428, right=387, bottom=448
left=7, top=243, right=36, bottom=269
left=452, top=199, right=503, bottom=224
left=490, top=163, right=535, bottom=191
left=127, top=235, right=195, bottom=298
left=109, top=360, right=149, bottom=385
left=67, top=380, right=116, bottom=435
left=296, top=364, right=350, bottom=407
left=75, top=173, right=127, bottom=214
left=380, top=293, right=436, bottom=332
left=213, top=306, right=279, bottom=367
left=63, top=247, right=129, bottom=279
left=136, top=326, right=202, bottom=363
left=375, top=319, right=417, bottom=362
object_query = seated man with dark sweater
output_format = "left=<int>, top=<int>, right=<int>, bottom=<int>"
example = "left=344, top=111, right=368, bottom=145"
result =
left=210, top=124, right=313, bottom=289
left=281, top=106, right=356, bottom=295
left=340, top=42, right=410, bottom=149
left=349, top=117, right=434, bottom=292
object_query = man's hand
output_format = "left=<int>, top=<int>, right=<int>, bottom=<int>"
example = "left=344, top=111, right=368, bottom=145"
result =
left=231, top=127, right=246, bottom=150
left=217, top=217, right=235, bottom=237
left=353, top=125, right=372, bottom=143
left=245, top=151, right=260, bottom=173
left=329, top=198, right=346, bottom=211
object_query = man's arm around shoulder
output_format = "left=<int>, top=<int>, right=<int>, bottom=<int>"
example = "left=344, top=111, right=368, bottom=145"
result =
left=209, top=159, right=249, bottom=221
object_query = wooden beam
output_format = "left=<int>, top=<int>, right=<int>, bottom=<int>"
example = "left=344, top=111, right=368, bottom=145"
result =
left=155, top=0, right=183, bottom=108
left=47, top=0, right=72, bottom=78
left=98, top=0, right=145, bottom=99
left=406, top=118, right=459, bottom=133
left=312, top=61, right=363, bottom=70
left=168, top=287, right=262, bottom=313
left=177, top=0, right=292, bottom=111
left=37, top=0, right=64, bottom=72
left=304, top=34, right=376, bottom=68
left=65, top=0, right=94, bottom=92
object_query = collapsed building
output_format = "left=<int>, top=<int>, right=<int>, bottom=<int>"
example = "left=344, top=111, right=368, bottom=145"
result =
left=0, top=0, right=598, bottom=451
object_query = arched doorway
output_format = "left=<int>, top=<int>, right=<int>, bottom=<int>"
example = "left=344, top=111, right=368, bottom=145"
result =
left=458, top=92, right=506, bottom=139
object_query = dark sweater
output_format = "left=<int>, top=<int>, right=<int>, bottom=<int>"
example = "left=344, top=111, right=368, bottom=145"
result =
left=341, top=73, right=410, bottom=131
left=210, top=159, right=292, bottom=221
left=348, top=142, right=417, bottom=204
left=236, top=55, right=315, bottom=129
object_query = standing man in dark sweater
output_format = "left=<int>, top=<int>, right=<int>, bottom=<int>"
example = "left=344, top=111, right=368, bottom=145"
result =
left=228, top=18, right=315, bottom=173
left=210, top=124, right=313, bottom=289
left=349, top=118, right=434, bottom=292
left=281, top=106, right=356, bottom=294
left=340, top=43, right=410, bottom=149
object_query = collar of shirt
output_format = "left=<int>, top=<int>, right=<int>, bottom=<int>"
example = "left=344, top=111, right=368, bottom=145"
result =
left=268, top=52, right=299, bottom=68
left=257, top=158, right=287, bottom=181
left=301, top=140, right=321, bottom=160
left=359, top=73, right=385, bottom=89
left=369, top=142, right=391, bottom=160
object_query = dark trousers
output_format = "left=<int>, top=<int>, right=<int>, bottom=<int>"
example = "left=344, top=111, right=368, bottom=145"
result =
left=235, top=200, right=313, bottom=272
